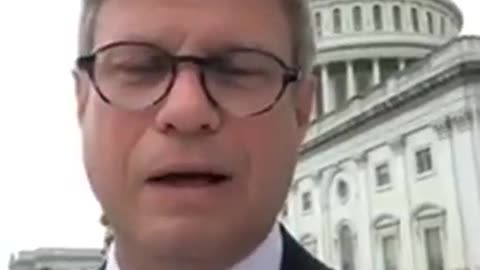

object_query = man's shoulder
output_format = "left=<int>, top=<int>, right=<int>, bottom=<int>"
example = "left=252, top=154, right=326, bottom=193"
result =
left=280, top=226, right=333, bottom=270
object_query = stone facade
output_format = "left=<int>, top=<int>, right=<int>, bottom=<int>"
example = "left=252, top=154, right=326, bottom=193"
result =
left=283, top=1, right=480, bottom=270
left=8, top=249, right=103, bottom=270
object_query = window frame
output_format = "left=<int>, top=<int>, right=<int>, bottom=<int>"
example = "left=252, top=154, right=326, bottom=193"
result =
left=374, top=161, right=392, bottom=192
left=414, top=145, right=435, bottom=179
left=374, top=215, right=401, bottom=270
left=301, top=191, right=313, bottom=215
left=414, top=206, right=447, bottom=270
left=337, top=224, right=357, bottom=270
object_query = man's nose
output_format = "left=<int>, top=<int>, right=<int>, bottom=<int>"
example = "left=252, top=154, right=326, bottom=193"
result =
left=153, top=68, right=221, bottom=135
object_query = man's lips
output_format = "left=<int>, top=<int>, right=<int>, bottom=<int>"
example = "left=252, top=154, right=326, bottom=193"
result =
left=145, top=171, right=232, bottom=187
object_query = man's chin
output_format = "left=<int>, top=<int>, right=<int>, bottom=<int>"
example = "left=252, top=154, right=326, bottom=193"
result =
left=138, top=220, right=231, bottom=255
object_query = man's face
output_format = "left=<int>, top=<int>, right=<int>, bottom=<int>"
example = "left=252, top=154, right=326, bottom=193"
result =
left=76, top=0, right=312, bottom=266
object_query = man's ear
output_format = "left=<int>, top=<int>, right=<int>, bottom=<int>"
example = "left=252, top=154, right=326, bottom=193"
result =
left=294, top=73, right=319, bottom=130
left=73, top=69, right=89, bottom=125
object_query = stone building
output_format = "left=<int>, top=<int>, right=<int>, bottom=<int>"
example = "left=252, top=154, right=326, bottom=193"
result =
left=8, top=248, right=103, bottom=270
left=283, top=0, right=480, bottom=270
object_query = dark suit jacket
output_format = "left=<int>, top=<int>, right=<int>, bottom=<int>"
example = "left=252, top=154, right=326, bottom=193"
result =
left=99, top=225, right=333, bottom=270
left=280, top=226, right=332, bottom=270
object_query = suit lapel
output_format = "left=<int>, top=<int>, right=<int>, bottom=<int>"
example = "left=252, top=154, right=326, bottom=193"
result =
left=280, top=225, right=332, bottom=270
left=98, top=261, right=106, bottom=270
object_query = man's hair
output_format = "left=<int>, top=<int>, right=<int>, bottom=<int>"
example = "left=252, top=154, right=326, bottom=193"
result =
left=77, top=0, right=315, bottom=72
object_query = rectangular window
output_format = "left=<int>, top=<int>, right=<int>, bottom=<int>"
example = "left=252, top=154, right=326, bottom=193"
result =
left=382, top=235, right=398, bottom=270
left=302, top=192, right=312, bottom=212
left=416, top=147, right=433, bottom=175
left=425, top=228, right=444, bottom=270
left=375, top=163, right=391, bottom=188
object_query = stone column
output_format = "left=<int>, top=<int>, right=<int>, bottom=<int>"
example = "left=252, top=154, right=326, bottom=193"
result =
left=448, top=109, right=480, bottom=268
left=399, top=59, right=406, bottom=71
left=373, top=59, right=381, bottom=85
left=388, top=135, right=417, bottom=270
left=352, top=151, right=374, bottom=270
left=347, top=61, right=357, bottom=99
left=321, top=65, right=334, bottom=113
left=310, top=86, right=318, bottom=122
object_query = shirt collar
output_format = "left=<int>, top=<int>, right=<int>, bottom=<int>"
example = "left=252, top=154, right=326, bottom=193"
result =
left=106, top=223, right=283, bottom=270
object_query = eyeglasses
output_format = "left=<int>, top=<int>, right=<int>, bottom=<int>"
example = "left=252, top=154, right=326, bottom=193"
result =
left=76, top=41, right=301, bottom=117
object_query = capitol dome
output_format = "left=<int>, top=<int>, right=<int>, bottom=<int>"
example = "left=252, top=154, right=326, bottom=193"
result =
left=309, top=0, right=463, bottom=114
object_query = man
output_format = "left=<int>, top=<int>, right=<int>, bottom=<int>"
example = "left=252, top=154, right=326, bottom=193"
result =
left=74, top=0, right=331, bottom=269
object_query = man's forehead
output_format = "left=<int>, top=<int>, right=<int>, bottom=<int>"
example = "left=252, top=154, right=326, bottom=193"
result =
left=99, top=0, right=286, bottom=18
left=94, top=0, right=292, bottom=57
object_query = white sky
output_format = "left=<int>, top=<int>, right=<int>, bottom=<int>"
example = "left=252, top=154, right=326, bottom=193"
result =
left=0, top=1, right=479, bottom=268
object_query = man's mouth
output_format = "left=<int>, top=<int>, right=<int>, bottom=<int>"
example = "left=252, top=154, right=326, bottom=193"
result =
left=146, top=172, right=231, bottom=187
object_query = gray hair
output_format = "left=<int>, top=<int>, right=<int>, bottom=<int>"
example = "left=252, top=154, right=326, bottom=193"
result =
left=77, top=0, right=315, bottom=72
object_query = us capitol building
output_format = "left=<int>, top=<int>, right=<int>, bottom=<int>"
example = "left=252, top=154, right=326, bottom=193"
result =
left=282, top=0, right=480, bottom=270
left=9, top=0, right=480, bottom=270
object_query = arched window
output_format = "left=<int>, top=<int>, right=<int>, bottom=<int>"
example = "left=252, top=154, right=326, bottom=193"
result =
left=427, top=12, right=434, bottom=34
left=339, top=225, right=356, bottom=270
left=353, top=6, right=362, bottom=31
left=393, top=6, right=402, bottom=31
left=411, top=8, right=419, bottom=32
left=315, top=12, right=322, bottom=36
left=413, top=204, right=447, bottom=270
left=333, top=8, right=342, bottom=33
left=373, top=5, right=383, bottom=30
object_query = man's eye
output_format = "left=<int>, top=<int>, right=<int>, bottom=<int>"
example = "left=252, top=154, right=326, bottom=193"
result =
left=115, top=62, right=168, bottom=73
left=212, top=64, right=260, bottom=76
left=122, top=64, right=158, bottom=72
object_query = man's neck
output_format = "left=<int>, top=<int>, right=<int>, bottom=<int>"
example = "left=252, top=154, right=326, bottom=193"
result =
left=106, top=224, right=283, bottom=270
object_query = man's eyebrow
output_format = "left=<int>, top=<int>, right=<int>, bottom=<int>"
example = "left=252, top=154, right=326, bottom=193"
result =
left=94, top=34, right=171, bottom=51
left=205, top=41, right=272, bottom=54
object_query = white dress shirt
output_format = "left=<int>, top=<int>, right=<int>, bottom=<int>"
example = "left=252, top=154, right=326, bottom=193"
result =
left=106, top=224, right=283, bottom=270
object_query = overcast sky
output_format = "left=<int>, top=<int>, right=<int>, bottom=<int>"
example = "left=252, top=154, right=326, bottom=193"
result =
left=0, top=1, right=479, bottom=268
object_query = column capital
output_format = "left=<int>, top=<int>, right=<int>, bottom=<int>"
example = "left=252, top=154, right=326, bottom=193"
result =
left=353, top=151, right=368, bottom=169
left=388, top=135, right=406, bottom=153
left=450, top=109, right=473, bottom=132
left=431, top=116, right=452, bottom=140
